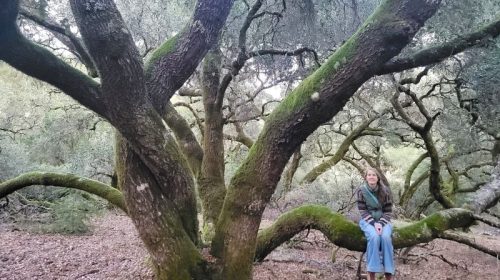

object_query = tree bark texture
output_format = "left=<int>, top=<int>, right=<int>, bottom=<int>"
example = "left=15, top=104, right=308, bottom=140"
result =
left=115, top=136, right=208, bottom=279
left=464, top=159, right=500, bottom=213
left=198, top=48, right=227, bottom=228
left=5, top=0, right=500, bottom=279
left=0, top=172, right=126, bottom=212
left=254, top=205, right=475, bottom=261
left=212, top=1, right=442, bottom=278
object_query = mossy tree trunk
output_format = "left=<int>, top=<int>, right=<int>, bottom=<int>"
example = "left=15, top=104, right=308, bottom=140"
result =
left=1, top=0, right=233, bottom=278
left=211, top=1, right=443, bottom=278
left=3, top=0, right=500, bottom=279
left=116, top=137, right=206, bottom=278
left=198, top=48, right=227, bottom=232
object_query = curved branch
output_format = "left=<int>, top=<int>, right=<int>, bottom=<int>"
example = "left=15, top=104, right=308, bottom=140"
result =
left=472, top=214, right=500, bottom=228
left=255, top=205, right=475, bottom=261
left=0, top=2, right=107, bottom=118
left=379, top=17, right=500, bottom=74
left=248, top=47, right=320, bottom=66
left=391, top=78, right=454, bottom=208
left=19, top=6, right=97, bottom=77
left=399, top=153, right=429, bottom=205
left=342, top=156, right=365, bottom=176
left=145, top=0, right=234, bottom=114
left=400, top=170, right=430, bottom=207
left=438, top=231, right=499, bottom=258
left=0, top=172, right=127, bottom=212
left=301, top=111, right=387, bottom=184
left=283, top=147, right=302, bottom=191
left=404, top=153, right=429, bottom=189
left=224, top=122, right=254, bottom=148
left=163, top=102, right=203, bottom=178
left=399, top=66, right=431, bottom=85
left=390, top=88, right=424, bottom=133
left=173, top=102, right=205, bottom=136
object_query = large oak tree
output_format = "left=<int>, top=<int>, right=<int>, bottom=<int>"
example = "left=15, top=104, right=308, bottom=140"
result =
left=1, top=0, right=500, bottom=279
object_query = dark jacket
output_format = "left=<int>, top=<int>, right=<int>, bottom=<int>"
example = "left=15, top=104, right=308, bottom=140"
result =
left=356, top=183, right=393, bottom=226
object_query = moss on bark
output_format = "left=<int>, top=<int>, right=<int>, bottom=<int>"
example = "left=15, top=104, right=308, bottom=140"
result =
left=0, top=171, right=127, bottom=212
left=255, top=205, right=475, bottom=262
left=213, top=0, right=443, bottom=278
left=145, top=33, right=180, bottom=75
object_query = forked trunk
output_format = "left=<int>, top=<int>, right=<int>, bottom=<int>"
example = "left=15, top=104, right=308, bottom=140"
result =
left=115, top=135, right=211, bottom=279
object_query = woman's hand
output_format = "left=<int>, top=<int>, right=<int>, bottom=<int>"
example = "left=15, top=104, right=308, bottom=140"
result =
left=374, top=222, right=382, bottom=235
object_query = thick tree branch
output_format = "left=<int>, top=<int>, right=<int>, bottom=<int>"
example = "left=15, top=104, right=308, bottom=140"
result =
left=198, top=47, right=227, bottom=226
left=214, top=2, right=444, bottom=277
left=18, top=5, right=97, bottom=77
left=70, top=1, right=201, bottom=260
left=255, top=205, right=475, bottom=261
left=0, top=1, right=107, bottom=118
left=438, top=231, right=499, bottom=258
left=464, top=159, right=500, bottom=213
left=163, top=102, right=204, bottom=178
left=0, top=172, right=126, bottom=212
left=379, top=17, right=500, bottom=74
left=145, top=0, right=235, bottom=114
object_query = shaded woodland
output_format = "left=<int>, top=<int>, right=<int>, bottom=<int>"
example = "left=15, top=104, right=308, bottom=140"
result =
left=0, top=0, right=499, bottom=279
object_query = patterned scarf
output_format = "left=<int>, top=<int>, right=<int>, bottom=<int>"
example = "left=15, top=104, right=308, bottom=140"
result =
left=361, top=182, right=383, bottom=221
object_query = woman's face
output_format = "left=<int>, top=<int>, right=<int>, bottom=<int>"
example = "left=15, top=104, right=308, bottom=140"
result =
left=365, top=170, right=379, bottom=186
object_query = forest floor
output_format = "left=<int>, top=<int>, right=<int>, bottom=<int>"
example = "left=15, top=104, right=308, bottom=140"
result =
left=0, top=210, right=499, bottom=280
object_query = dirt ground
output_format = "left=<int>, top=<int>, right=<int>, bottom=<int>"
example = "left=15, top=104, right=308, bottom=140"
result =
left=0, top=211, right=499, bottom=280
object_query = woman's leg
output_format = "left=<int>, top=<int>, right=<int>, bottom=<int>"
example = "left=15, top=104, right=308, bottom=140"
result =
left=381, top=223, right=395, bottom=276
left=359, top=220, right=384, bottom=274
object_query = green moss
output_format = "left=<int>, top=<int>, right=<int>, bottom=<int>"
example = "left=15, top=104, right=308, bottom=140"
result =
left=393, top=211, right=449, bottom=243
left=268, top=37, right=357, bottom=120
left=255, top=204, right=365, bottom=259
left=264, top=1, right=402, bottom=122
left=144, top=33, right=180, bottom=75
left=394, top=219, right=431, bottom=241
left=359, top=0, right=399, bottom=29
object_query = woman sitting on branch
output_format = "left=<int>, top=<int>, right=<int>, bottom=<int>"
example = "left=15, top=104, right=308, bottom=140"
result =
left=357, top=167, right=395, bottom=280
